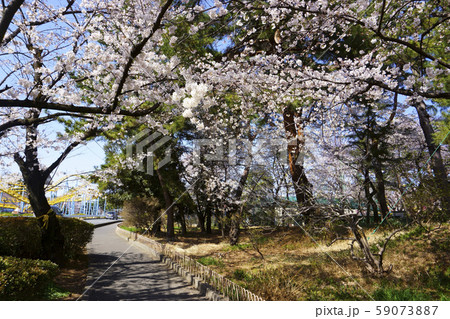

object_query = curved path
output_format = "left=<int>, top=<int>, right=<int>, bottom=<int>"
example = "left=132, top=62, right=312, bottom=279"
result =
left=80, top=223, right=207, bottom=301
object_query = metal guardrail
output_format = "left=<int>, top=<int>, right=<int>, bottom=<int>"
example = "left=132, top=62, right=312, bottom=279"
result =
left=131, top=231, right=264, bottom=301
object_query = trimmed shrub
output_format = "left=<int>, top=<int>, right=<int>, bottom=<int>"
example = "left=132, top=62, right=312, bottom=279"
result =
left=0, top=256, right=59, bottom=300
left=0, top=217, right=42, bottom=259
left=0, top=217, right=94, bottom=260
left=58, top=217, right=95, bottom=259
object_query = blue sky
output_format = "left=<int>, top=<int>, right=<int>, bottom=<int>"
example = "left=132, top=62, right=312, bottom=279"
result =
left=41, top=118, right=106, bottom=176
left=42, top=140, right=105, bottom=176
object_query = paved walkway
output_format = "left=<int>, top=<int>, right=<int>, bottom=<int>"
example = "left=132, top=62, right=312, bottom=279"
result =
left=80, top=224, right=207, bottom=301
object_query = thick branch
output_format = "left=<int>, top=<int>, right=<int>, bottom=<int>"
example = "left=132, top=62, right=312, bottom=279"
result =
left=0, top=0, right=24, bottom=45
left=365, top=79, right=450, bottom=99
left=0, top=112, right=95, bottom=137
left=377, top=0, right=387, bottom=33
left=0, top=99, right=161, bottom=116
left=0, top=0, right=94, bottom=47
left=372, top=29, right=450, bottom=69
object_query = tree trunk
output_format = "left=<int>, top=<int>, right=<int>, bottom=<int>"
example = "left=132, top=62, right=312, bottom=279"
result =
left=151, top=218, right=161, bottom=236
left=283, top=105, right=313, bottom=216
left=14, top=166, right=65, bottom=263
left=415, top=102, right=449, bottom=214
left=14, top=116, right=65, bottom=264
left=229, top=212, right=240, bottom=246
left=206, top=207, right=212, bottom=234
left=220, top=220, right=225, bottom=238
left=0, top=0, right=25, bottom=45
left=372, top=155, right=389, bottom=220
left=156, top=168, right=175, bottom=240
left=179, top=209, right=187, bottom=236
left=229, top=164, right=251, bottom=245
left=350, top=222, right=382, bottom=274
left=196, top=208, right=206, bottom=233
left=363, top=168, right=379, bottom=224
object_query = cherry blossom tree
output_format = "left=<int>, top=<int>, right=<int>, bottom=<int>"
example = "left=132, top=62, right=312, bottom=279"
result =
left=1, top=0, right=448, bottom=260
left=227, top=0, right=449, bottom=212
left=0, top=0, right=217, bottom=260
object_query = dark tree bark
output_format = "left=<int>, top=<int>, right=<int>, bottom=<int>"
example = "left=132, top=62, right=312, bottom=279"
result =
left=14, top=113, right=65, bottom=263
left=370, top=100, right=397, bottom=221
left=220, top=220, right=225, bottom=238
left=196, top=207, right=206, bottom=233
left=283, top=105, right=313, bottom=215
left=178, top=208, right=187, bottom=236
left=372, top=151, right=389, bottom=220
left=151, top=218, right=161, bottom=236
left=415, top=102, right=450, bottom=214
left=228, top=214, right=241, bottom=246
left=206, top=207, right=212, bottom=234
left=0, top=0, right=24, bottom=45
left=156, top=168, right=175, bottom=240
left=363, top=168, right=380, bottom=224
left=229, top=164, right=251, bottom=246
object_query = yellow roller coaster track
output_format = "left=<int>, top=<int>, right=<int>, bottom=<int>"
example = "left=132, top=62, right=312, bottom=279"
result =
left=1, top=175, right=99, bottom=211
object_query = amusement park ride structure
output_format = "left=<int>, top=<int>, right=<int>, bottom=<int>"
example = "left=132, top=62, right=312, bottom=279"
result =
left=0, top=174, right=106, bottom=216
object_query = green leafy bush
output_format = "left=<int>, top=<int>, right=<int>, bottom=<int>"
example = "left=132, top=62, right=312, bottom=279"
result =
left=58, top=217, right=95, bottom=259
left=0, top=217, right=94, bottom=260
left=0, top=217, right=42, bottom=259
left=0, top=256, right=59, bottom=300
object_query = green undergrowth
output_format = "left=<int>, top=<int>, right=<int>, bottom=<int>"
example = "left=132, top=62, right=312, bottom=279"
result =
left=373, top=287, right=448, bottom=301
left=197, top=256, right=225, bottom=268
left=119, top=225, right=144, bottom=233
left=42, top=282, right=71, bottom=300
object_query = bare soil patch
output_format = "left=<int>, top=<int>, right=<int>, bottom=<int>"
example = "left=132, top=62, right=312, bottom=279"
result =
left=54, top=253, right=89, bottom=300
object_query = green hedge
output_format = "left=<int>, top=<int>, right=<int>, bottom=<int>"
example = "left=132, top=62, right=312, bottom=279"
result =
left=0, top=256, right=59, bottom=300
left=0, top=217, right=94, bottom=260
left=0, top=217, right=42, bottom=259
left=58, top=217, right=95, bottom=259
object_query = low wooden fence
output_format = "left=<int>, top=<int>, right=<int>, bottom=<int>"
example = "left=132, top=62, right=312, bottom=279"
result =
left=131, top=231, right=264, bottom=301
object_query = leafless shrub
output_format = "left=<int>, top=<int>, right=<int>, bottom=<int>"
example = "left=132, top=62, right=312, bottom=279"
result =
left=325, top=206, right=409, bottom=276
left=122, top=197, right=163, bottom=235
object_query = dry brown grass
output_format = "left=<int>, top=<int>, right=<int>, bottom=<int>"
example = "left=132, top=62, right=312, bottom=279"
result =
left=144, top=224, right=449, bottom=300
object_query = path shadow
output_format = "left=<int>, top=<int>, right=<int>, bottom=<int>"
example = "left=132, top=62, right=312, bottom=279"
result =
left=82, top=251, right=206, bottom=301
